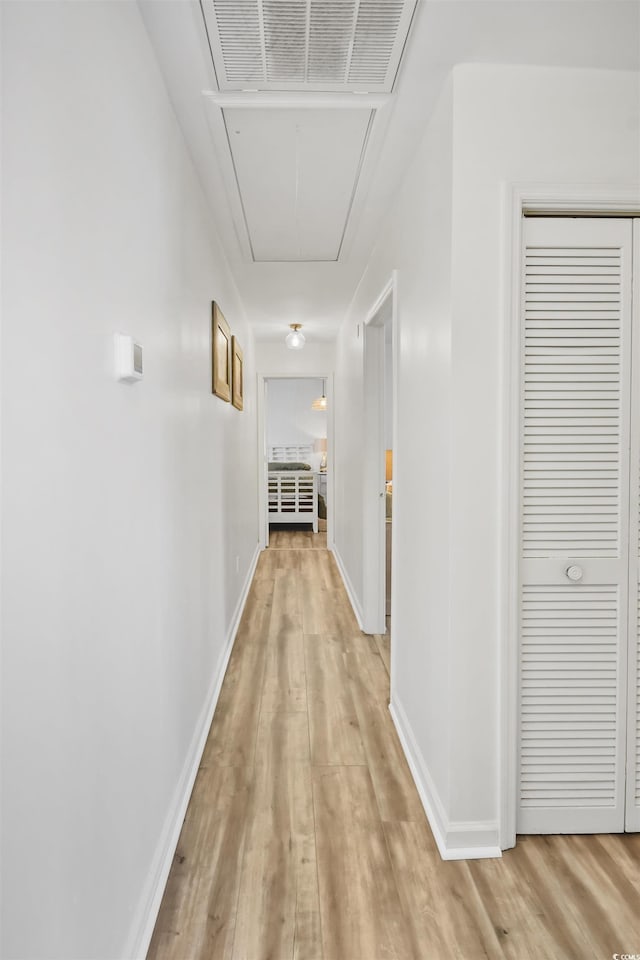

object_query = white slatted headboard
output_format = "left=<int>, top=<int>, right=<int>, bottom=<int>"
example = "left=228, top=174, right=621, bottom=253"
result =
left=269, top=444, right=313, bottom=463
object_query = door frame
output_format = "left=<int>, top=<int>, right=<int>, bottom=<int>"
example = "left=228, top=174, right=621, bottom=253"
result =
left=256, top=372, right=334, bottom=550
left=362, top=273, right=397, bottom=635
left=500, top=184, right=640, bottom=851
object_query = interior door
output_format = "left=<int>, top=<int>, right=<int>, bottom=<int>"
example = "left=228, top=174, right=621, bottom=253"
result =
left=518, top=217, right=633, bottom=834
left=626, top=219, right=640, bottom=831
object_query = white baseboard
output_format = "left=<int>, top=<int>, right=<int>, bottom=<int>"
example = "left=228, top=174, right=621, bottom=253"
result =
left=125, top=543, right=262, bottom=959
left=389, top=698, right=502, bottom=861
left=330, top=545, right=365, bottom=631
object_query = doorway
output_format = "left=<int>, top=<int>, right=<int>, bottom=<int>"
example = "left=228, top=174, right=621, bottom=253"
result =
left=258, top=375, right=332, bottom=549
left=362, top=275, right=396, bottom=640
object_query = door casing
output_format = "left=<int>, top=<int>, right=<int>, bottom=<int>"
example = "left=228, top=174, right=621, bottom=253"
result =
left=500, top=184, right=640, bottom=851
left=362, top=274, right=397, bottom=636
left=257, top=372, right=334, bottom=550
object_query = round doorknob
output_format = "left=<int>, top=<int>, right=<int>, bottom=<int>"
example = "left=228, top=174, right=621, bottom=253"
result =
left=565, top=564, right=583, bottom=582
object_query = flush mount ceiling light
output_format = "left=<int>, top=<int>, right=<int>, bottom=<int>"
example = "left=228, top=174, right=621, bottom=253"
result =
left=285, top=323, right=305, bottom=350
left=311, top=379, right=327, bottom=411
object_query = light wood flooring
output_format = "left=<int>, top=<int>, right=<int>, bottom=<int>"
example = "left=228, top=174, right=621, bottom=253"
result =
left=148, top=530, right=640, bottom=960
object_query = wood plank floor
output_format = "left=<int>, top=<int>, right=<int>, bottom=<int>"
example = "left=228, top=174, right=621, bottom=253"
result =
left=148, top=530, right=640, bottom=960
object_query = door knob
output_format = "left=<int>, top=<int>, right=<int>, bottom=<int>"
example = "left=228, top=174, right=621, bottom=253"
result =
left=565, top=564, right=583, bottom=582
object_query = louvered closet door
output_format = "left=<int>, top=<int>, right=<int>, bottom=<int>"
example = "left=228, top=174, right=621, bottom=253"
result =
left=626, top=220, right=640, bottom=831
left=518, top=217, right=633, bottom=834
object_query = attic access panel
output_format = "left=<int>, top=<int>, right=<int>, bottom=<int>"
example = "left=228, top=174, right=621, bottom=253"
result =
left=201, top=0, right=418, bottom=92
left=224, top=107, right=373, bottom=261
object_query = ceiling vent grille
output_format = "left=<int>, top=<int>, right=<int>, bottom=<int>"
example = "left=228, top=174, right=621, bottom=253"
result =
left=202, top=0, right=417, bottom=92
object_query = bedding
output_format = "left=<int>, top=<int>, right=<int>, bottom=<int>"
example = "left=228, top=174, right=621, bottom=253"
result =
left=267, top=461, right=311, bottom=471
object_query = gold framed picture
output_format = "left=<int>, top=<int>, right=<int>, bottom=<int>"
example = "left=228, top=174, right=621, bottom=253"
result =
left=212, top=302, right=231, bottom=401
left=231, top=336, right=244, bottom=411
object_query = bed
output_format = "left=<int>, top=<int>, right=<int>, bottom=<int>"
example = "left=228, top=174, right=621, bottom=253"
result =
left=267, top=444, right=318, bottom=532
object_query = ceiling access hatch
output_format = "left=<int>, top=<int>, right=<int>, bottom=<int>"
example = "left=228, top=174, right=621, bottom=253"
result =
left=224, top=107, right=373, bottom=261
left=201, top=0, right=418, bottom=92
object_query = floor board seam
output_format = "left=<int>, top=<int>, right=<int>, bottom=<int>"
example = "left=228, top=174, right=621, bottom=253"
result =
left=302, top=556, right=326, bottom=960
left=228, top=573, right=274, bottom=960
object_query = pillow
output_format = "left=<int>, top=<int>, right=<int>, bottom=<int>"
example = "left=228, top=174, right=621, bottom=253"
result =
left=268, top=461, right=311, bottom=471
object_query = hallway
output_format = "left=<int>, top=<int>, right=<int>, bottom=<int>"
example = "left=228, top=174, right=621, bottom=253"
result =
left=147, top=532, right=640, bottom=960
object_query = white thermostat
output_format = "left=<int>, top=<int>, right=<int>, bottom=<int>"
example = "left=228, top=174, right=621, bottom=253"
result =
left=114, top=333, right=143, bottom=382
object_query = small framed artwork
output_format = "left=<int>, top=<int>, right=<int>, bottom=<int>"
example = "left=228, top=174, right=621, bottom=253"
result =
left=231, top=336, right=244, bottom=411
left=211, top=302, right=231, bottom=401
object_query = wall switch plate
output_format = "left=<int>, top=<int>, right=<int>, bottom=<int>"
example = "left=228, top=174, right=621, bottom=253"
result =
left=114, top=333, right=143, bottom=382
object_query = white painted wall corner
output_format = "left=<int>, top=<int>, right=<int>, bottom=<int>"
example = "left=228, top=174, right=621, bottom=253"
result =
left=125, top=542, right=261, bottom=959
left=389, top=698, right=502, bottom=861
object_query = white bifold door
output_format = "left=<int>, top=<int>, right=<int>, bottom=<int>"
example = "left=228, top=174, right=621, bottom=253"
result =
left=518, top=217, right=640, bottom=834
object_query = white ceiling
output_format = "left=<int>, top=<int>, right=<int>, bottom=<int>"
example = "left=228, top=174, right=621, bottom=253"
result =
left=139, top=0, right=640, bottom=343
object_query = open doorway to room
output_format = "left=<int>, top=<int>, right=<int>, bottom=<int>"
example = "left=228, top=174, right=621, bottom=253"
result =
left=383, top=319, right=393, bottom=634
left=259, top=376, right=331, bottom=548
left=362, top=276, right=396, bottom=661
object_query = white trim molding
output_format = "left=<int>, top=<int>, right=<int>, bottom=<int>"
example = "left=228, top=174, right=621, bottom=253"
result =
left=331, top=544, right=365, bottom=631
left=362, top=274, right=397, bottom=635
left=125, top=542, right=261, bottom=959
left=499, top=181, right=640, bottom=852
left=202, top=91, right=391, bottom=110
left=390, top=698, right=501, bottom=860
left=388, top=269, right=400, bottom=696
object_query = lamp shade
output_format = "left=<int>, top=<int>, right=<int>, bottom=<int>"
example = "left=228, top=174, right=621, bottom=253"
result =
left=285, top=323, right=305, bottom=349
left=311, top=378, right=327, bottom=410
left=314, top=437, right=327, bottom=471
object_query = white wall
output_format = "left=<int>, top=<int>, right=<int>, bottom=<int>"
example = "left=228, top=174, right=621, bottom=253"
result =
left=335, top=72, right=454, bottom=804
left=334, top=63, right=639, bottom=856
left=1, top=3, right=259, bottom=957
left=267, top=378, right=327, bottom=469
left=255, top=339, right=335, bottom=378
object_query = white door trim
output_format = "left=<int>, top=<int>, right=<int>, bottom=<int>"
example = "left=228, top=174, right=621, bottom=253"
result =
left=256, top=372, right=334, bottom=550
left=362, top=274, right=397, bottom=635
left=499, top=183, right=640, bottom=850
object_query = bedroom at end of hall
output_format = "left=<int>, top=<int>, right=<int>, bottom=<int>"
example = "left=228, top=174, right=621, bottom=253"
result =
left=265, top=377, right=328, bottom=537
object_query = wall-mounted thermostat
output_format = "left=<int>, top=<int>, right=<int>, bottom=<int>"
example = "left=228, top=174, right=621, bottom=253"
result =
left=114, top=333, right=143, bottom=382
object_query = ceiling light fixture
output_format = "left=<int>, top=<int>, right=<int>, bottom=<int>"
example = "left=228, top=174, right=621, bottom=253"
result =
left=285, top=323, right=305, bottom=350
left=311, top=379, right=327, bottom=411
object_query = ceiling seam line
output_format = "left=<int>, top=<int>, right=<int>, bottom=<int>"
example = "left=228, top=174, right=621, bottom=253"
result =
left=295, top=123, right=302, bottom=260
left=221, top=110, right=257, bottom=262
left=336, top=108, right=375, bottom=262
